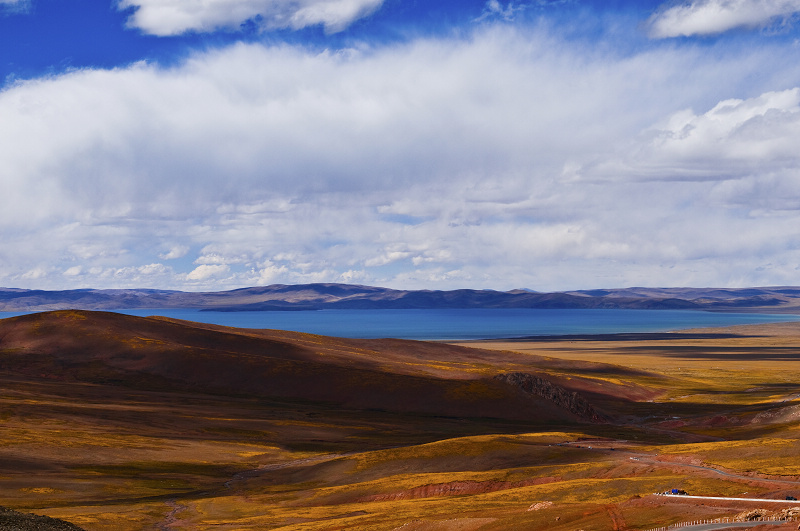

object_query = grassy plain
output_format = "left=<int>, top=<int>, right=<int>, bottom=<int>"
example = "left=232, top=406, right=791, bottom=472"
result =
left=1, top=313, right=800, bottom=529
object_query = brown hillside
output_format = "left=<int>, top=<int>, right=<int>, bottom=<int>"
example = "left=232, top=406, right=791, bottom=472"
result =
left=0, top=310, right=613, bottom=423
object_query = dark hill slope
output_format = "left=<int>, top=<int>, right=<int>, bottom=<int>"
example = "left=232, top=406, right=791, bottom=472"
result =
left=0, top=311, right=614, bottom=424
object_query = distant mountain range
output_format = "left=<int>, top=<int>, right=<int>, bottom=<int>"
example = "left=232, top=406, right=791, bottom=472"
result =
left=2, top=283, right=800, bottom=313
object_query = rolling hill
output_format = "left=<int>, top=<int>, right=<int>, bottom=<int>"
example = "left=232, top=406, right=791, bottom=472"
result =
left=0, top=310, right=626, bottom=424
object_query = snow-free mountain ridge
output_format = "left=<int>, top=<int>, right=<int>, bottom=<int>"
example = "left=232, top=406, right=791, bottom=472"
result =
left=2, top=284, right=800, bottom=313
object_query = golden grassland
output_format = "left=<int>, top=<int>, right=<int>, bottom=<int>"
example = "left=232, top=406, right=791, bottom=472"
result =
left=2, top=315, right=800, bottom=529
left=458, top=324, right=800, bottom=407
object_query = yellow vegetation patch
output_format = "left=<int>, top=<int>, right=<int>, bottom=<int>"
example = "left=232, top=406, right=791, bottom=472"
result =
left=650, top=438, right=800, bottom=475
left=20, top=487, right=60, bottom=494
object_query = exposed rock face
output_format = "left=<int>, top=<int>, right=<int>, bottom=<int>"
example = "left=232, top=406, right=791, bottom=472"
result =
left=751, top=404, right=800, bottom=425
left=780, top=508, right=800, bottom=519
left=494, top=372, right=609, bottom=423
left=528, top=501, right=554, bottom=511
left=734, top=508, right=800, bottom=521
left=0, top=507, right=85, bottom=531
left=736, top=509, right=772, bottom=521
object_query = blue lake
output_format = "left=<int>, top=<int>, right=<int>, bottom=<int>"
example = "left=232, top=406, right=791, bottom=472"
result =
left=1, top=308, right=798, bottom=340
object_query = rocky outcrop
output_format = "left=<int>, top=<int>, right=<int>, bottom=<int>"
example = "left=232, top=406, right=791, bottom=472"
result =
left=751, top=403, right=800, bottom=425
left=528, top=501, right=554, bottom=511
left=734, top=507, right=800, bottom=521
left=494, top=372, right=609, bottom=423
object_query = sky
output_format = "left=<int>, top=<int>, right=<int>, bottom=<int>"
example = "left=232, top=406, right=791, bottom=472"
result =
left=2, top=0, right=800, bottom=292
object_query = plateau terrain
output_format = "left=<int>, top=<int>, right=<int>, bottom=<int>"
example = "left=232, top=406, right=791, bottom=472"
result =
left=1, top=311, right=800, bottom=529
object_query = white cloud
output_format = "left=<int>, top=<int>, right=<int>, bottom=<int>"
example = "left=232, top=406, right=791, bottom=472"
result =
left=63, top=266, right=83, bottom=277
left=186, top=264, right=230, bottom=281
left=159, top=245, right=189, bottom=260
left=364, top=250, right=413, bottom=267
left=0, top=0, right=29, bottom=15
left=135, top=263, right=169, bottom=276
left=102, top=264, right=172, bottom=286
left=2, top=27, right=800, bottom=291
left=195, top=253, right=233, bottom=265
left=476, top=1, right=526, bottom=22
left=0, top=0, right=27, bottom=7
left=250, top=260, right=290, bottom=284
left=580, top=88, right=800, bottom=182
left=20, top=267, right=48, bottom=280
left=338, top=269, right=369, bottom=283
left=649, top=0, right=800, bottom=38
left=119, top=0, right=384, bottom=36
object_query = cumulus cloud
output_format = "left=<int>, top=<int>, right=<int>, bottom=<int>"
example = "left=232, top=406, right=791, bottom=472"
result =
left=20, top=267, right=48, bottom=280
left=63, top=266, right=83, bottom=277
left=649, top=0, right=800, bottom=38
left=159, top=245, right=189, bottom=260
left=186, top=264, right=230, bottom=281
left=581, top=88, right=800, bottom=182
left=119, top=0, right=384, bottom=35
left=2, top=26, right=800, bottom=291
left=651, top=89, right=800, bottom=171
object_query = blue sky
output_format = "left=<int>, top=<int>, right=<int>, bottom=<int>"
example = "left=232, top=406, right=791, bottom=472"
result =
left=2, top=0, right=800, bottom=292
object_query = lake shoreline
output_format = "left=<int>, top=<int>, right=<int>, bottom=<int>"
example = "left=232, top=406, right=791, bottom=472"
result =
left=2, top=307, right=799, bottom=341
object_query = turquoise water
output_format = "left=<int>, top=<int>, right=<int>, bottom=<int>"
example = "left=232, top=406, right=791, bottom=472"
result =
left=1, top=308, right=798, bottom=340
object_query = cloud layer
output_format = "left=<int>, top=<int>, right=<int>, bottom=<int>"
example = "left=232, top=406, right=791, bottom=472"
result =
left=649, top=0, right=800, bottom=38
left=2, top=23, right=800, bottom=290
left=119, top=0, right=385, bottom=35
